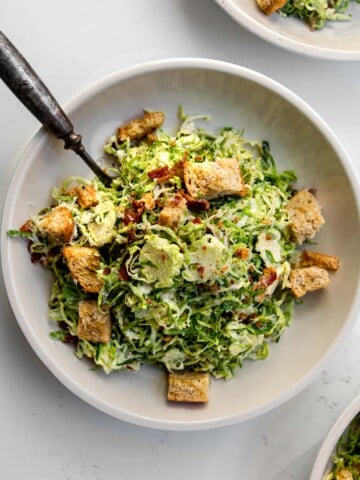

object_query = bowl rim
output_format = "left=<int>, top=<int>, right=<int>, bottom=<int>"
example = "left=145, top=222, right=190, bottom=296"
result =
left=2, top=58, right=360, bottom=430
left=309, top=394, right=360, bottom=480
left=214, top=0, right=360, bottom=61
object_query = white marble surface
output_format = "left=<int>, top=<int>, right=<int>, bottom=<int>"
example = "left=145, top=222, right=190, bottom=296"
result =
left=0, top=1, right=359, bottom=478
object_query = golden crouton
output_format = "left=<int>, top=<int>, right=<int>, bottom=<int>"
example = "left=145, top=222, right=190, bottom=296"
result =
left=159, top=193, right=187, bottom=228
left=295, top=250, right=340, bottom=271
left=167, top=371, right=210, bottom=403
left=77, top=300, right=111, bottom=343
left=256, top=0, right=287, bottom=15
left=62, top=246, right=103, bottom=293
left=67, top=185, right=98, bottom=209
left=117, top=111, right=165, bottom=142
left=39, top=206, right=74, bottom=243
left=335, top=468, right=354, bottom=480
left=289, top=267, right=330, bottom=298
left=184, top=157, right=245, bottom=200
left=286, top=189, right=325, bottom=244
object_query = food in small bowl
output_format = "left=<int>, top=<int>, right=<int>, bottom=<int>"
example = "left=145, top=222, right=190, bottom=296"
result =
left=310, top=396, right=360, bottom=480
left=215, top=0, right=360, bottom=60
left=256, top=0, right=360, bottom=31
left=2, top=59, right=360, bottom=430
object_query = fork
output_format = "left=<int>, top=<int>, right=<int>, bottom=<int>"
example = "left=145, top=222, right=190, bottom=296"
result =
left=0, top=30, right=113, bottom=186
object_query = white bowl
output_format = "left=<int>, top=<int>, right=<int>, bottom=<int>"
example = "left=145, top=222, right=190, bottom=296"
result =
left=215, top=0, right=360, bottom=60
left=310, top=395, right=360, bottom=479
left=2, top=58, right=360, bottom=431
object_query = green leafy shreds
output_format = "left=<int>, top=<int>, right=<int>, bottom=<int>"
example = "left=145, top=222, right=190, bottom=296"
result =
left=325, top=413, right=360, bottom=480
left=27, top=114, right=299, bottom=379
left=7, top=229, right=33, bottom=239
left=280, top=0, right=359, bottom=30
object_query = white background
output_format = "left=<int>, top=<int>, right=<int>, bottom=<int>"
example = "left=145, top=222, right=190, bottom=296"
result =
left=1, top=1, right=360, bottom=479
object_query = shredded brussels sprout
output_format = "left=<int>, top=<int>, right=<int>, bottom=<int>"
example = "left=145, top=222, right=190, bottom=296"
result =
left=280, top=0, right=359, bottom=30
left=324, top=413, right=360, bottom=480
left=9, top=109, right=301, bottom=380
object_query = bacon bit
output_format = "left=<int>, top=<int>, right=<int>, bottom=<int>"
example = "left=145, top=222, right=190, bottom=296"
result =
left=171, top=160, right=185, bottom=179
left=63, top=333, right=79, bottom=344
left=235, top=248, right=249, bottom=260
left=263, top=267, right=277, bottom=287
left=197, top=265, right=205, bottom=278
left=103, top=267, right=111, bottom=275
left=265, top=234, right=272, bottom=241
left=20, top=219, right=34, bottom=233
left=39, top=247, right=60, bottom=267
left=127, top=228, right=136, bottom=244
left=118, top=263, right=130, bottom=281
left=168, top=192, right=185, bottom=208
left=217, top=221, right=223, bottom=228
left=30, top=252, right=43, bottom=263
left=123, top=201, right=145, bottom=226
left=148, top=161, right=185, bottom=184
left=210, top=284, right=220, bottom=293
left=26, top=241, right=41, bottom=263
left=131, top=199, right=144, bottom=209
left=255, top=267, right=277, bottom=290
left=148, top=166, right=171, bottom=182
left=192, top=217, right=202, bottom=224
left=195, top=155, right=202, bottom=161
left=185, top=195, right=210, bottom=212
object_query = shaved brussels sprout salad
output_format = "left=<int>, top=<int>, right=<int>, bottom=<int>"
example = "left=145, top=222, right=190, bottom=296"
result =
left=281, top=0, right=359, bottom=30
left=9, top=109, right=302, bottom=380
left=324, top=413, right=360, bottom=480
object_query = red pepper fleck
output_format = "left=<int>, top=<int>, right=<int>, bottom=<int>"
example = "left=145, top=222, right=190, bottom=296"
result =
left=192, top=217, right=202, bottom=224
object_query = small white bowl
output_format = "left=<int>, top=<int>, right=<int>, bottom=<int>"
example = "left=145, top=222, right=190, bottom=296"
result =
left=215, top=0, right=360, bottom=60
left=2, top=58, right=360, bottom=430
left=310, top=395, right=360, bottom=480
